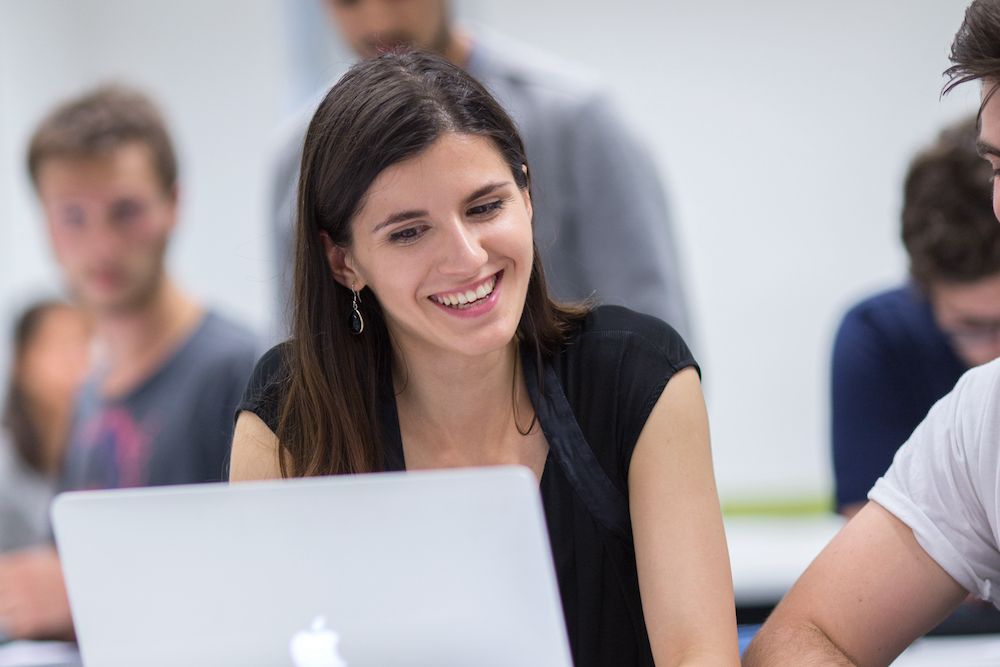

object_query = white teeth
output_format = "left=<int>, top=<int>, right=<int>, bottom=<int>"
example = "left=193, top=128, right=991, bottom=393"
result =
left=433, top=274, right=498, bottom=308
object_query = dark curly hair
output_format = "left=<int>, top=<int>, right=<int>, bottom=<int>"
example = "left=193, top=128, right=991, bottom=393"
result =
left=944, top=0, right=1000, bottom=99
left=902, top=115, right=1000, bottom=289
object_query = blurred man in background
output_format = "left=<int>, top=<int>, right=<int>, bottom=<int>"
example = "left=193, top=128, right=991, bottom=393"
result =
left=0, top=85, right=257, bottom=639
left=271, top=0, right=693, bottom=340
left=831, top=115, right=1000, bottom=518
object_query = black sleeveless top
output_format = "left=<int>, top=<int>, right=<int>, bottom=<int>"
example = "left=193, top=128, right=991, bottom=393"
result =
left=238, top=305, right=697, bottom=667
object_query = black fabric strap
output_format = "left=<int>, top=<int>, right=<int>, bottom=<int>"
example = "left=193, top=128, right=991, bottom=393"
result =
left=522, top=347, right=632, bottom=541
left=379, top=347, right=633, bottom=542
left=378, top=379, right=407, bottom=472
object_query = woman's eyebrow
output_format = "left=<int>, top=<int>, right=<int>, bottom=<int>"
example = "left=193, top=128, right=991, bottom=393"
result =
left=464, top=181, right=510, bottom=204
left=372, top=209, right=427, bottom=234
left=371, top=181, right=513, bottom=234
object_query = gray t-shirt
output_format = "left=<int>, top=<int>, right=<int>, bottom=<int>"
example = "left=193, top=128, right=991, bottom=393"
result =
left=268, top=30, right=692, bottom=343
left=60, top=312, right=257, bottom=491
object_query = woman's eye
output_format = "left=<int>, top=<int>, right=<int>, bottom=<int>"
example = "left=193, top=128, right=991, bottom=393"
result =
left=468, top=200, right=504, bottom=217
left=389, top=226, right=425, bottom=244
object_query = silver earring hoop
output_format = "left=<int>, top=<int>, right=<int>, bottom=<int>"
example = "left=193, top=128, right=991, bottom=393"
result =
left=350, top=284, right=365, bottom=335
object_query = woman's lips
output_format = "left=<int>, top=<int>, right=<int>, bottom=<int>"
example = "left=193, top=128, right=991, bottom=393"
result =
left=429, top=270, right=504, bottom=317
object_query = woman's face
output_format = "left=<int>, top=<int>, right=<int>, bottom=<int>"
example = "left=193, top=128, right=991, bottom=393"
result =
left=332, top=132, right=534, bottom=361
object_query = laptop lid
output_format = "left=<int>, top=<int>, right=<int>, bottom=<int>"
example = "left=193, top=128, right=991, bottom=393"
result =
left=51, top=466, right=573, bottom=667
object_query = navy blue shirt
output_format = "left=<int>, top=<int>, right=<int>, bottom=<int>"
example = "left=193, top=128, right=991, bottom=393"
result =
left=831, top=285, right=966, bottom=509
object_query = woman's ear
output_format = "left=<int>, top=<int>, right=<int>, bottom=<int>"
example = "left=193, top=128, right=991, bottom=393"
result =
left=319, top=231, right=365, bottom=290
left=521, top=164, right=533, bottom=221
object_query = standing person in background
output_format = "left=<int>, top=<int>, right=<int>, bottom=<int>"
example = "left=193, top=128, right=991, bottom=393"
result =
left=0, top=300, right=90, bottom=553
left=270, top=0, right=693, bottom=341
left=831, top=115, right=1000, bottom=518
left=0, top=85, right=257, bottom=640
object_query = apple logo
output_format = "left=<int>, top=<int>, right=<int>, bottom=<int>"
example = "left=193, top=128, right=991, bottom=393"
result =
left=289, top=615, right=348, bottom=667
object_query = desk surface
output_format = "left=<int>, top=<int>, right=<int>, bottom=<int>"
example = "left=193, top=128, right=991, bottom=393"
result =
left=893, top=634, right=1000, bottom=666
left=728, top=515, right=1000, bottom=664
left=6, top=514, right=991, bottom=666
left=726, top=514, right=845, bottom=606
left=740, top=624, right=1000, bottom=665
left=2, top=615, right=996, bottom=666
left=0, top=641, right=80, bottom=667
left=2, top=635, right=998, bottom=667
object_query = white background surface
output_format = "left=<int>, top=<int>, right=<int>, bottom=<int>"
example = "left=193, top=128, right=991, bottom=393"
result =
left=726, top=515, right=844, bottom=605
left=0, top=0, right=980, bottom=502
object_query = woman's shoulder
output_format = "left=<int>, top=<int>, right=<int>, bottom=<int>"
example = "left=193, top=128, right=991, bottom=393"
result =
left=252, top=341, right=291, bottom=377
left=551, top=304, right=699, bottom=422
left=565, top=304, right=695, bottom=370
left=547, top=307, right=699, bottom=492
left=237, top=342, right=293, bottom=432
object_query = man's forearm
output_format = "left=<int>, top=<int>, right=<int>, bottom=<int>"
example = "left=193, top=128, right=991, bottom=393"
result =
left=743, top=620, right=856, bottom=667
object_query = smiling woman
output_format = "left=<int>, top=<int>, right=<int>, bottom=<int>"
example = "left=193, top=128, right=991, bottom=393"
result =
left=331, top=133, right=535, bottom=357
left=229, top=51, right=739, bottom=667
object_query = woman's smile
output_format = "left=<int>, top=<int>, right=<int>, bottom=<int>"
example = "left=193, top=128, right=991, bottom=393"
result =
left=428, top=270, right=503, bottom=317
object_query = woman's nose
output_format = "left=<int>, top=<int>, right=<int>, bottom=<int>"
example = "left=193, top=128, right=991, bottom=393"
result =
left=437, top=220, right=488, bottom=276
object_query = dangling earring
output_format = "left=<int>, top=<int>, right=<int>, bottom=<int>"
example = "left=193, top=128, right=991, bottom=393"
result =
left=350, top=283, right=365, bottom=335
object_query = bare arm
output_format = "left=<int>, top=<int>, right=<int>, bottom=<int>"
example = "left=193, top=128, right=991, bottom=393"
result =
left=0, top=546, right=73, bottom=640
left=629, top=367, right=739, bottom=666
left=743, top=501, right=967, bottom=666
left=839, top=501, right=865, bottom=520
left=229, top=411, right=283, bottom=482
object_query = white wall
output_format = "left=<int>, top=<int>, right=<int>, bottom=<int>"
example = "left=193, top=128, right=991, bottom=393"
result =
left=0, top=0, right=293, bottom=337
left=472, top=0, right=978, bottom=501
left=0, top=0, right=981, bottom=503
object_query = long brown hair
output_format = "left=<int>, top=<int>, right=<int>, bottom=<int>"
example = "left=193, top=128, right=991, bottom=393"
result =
left=279, top=51, right=587, bottom=478
left=2, top=300, right=66, bottom=473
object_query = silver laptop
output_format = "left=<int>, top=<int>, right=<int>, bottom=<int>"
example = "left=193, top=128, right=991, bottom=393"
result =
left=51, top=466, right=573, bottom=667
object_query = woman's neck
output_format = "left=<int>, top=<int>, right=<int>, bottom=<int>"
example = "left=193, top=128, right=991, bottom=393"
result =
left=393, top=340, right=534, bottom=462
